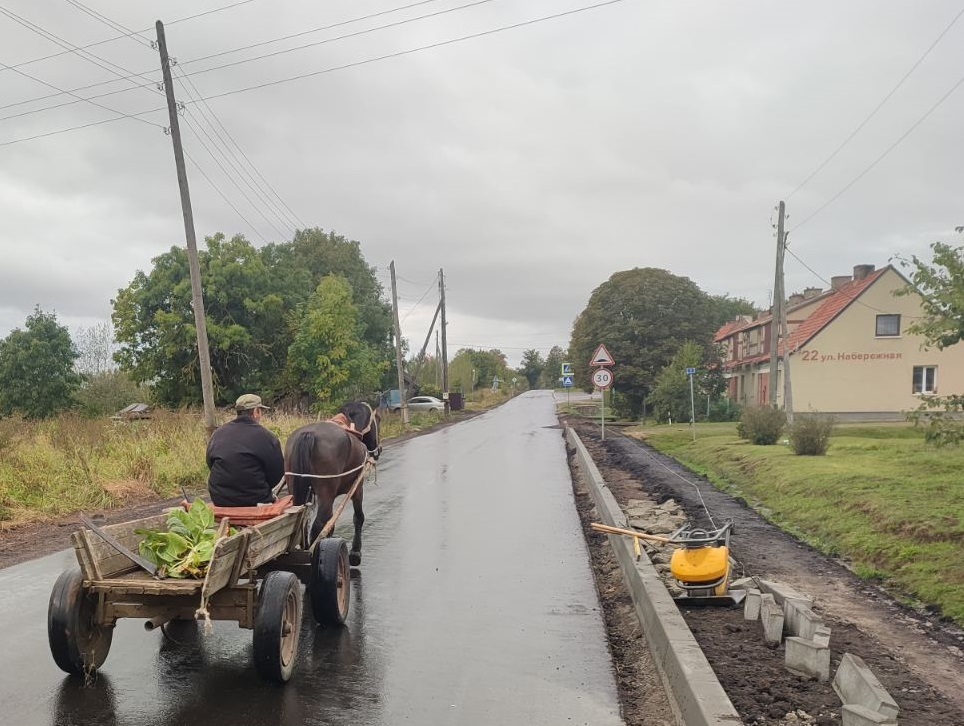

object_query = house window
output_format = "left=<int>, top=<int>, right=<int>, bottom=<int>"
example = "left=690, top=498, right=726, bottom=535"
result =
left=912, top=366, right=937, bottom=395
left=876, top=314, right=901, bottom=337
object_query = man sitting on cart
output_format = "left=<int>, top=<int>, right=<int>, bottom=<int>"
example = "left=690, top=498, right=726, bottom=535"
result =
left=207, top=393, right=285, bottom=507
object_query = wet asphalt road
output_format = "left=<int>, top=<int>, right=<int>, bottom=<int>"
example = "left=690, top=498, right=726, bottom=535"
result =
left=0, top=391, right=623, bottom=726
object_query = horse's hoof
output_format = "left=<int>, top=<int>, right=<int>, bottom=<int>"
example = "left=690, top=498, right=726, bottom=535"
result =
left=349, top=551, right=361, bottom=567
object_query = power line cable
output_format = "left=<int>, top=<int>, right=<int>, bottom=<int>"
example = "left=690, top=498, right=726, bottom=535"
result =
left=64, top=0, right=154, bottom=48
left=400, top=278, right=439, bottom=323
left=0, top=106, right=164, bottom=146
left=184, top=0, right=447, bottom=67
left=0, top=0, right=455, bottom=115
left=786, top=4, right=964, bottom=201
left=184, top=148, right=270, bottom=243
left=180, top=0, right=494, bottom=75
left=181, top=107, right=284, bottom=241
left=175, top=67, right=306, bottom=230
left=183, top=0, right=631, bottom=105
left=0, top=0, right=629, bottom=147
left=790, top=67, right=964, bottom=232
left=1, top=0, right=262, bottom=73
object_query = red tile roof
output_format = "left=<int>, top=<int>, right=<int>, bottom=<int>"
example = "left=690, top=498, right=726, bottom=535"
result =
left=783, top=266, right=888, bottom=353
left=717, top=266, right=892, bottom=367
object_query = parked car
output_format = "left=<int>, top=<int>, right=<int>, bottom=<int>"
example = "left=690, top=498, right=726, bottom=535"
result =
left=406, top=395, right=445, bottom=412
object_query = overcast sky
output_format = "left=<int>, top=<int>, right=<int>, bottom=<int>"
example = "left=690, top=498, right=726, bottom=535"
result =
left=1, top=0, right=962, bottom=368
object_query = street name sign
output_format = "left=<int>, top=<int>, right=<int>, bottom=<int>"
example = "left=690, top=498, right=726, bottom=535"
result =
left=685, top=367, right=696, bottom=375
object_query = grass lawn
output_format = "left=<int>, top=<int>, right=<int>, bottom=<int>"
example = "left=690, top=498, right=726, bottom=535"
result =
left=629, top=421, right=964, bottom=626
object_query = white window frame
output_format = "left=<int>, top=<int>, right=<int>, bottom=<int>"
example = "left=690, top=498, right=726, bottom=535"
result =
left=876, top=314, right=901, bottom=337
left=912, top=365, right=937, bottom=395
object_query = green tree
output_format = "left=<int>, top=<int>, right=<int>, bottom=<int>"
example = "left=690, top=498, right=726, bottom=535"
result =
left=284, top=276, right=387, bottom=411
left=709, top=294, right=758, bottom=329
left=647, top=341, right=705, bottom=423
left=895, top=230, right=964, bottom=348
left=74, top=370, right=149, bottom=418
left=540, top=345, right=567, bottom=388
left=569, top=268, right=717, bottom=418
left=519, top=349, right=544, bottom=388
left=895, top=228, right=964, bottom=445
left=449, top=348, right=510, bottom=392
left=112, top=230, right=391, bottom=408
left=0, top=308, right=81, bottom=419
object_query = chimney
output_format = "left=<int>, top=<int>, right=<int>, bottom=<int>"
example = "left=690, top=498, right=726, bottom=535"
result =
left=802, top=286, right=822, bottom=300
left=853, top=264, right=876, bottom=281
left=831, top=275, right=851, bottom=291
left=788, top=293, right=805, bottom=307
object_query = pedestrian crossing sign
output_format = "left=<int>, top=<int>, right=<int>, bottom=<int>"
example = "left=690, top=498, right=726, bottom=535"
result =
left=562, top=375, right=574, bottom=388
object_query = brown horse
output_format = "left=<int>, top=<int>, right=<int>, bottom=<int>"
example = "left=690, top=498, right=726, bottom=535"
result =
left=285, top=401, right=381, bottom=565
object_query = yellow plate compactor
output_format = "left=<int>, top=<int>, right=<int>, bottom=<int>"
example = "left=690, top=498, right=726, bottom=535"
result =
left=669, top=521, right=744, bottom=606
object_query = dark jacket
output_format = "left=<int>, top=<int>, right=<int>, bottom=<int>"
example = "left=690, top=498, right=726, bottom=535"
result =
left=207, top=416, right=285, bottom=507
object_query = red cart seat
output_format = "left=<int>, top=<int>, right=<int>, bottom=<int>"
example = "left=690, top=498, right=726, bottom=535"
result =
left=183, top=495, right=296, bottom=527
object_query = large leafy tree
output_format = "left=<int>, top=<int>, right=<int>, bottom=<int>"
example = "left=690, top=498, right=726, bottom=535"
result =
left=540, top=345, right=567, bottom=388
left=647, top=341, right=726, bottom=423
left=0, top=307, right=80, bottom=419
left=569, top=268, right=718, bottom=418
left=284, top=276, right=387, bottom=411
left=113, top=230, right=391, bottom=407
left=519, top=349, right=544, bottom=388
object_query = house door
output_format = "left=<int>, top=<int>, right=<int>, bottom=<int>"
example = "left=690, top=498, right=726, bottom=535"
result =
left=758, top=372, right=769, bottom=405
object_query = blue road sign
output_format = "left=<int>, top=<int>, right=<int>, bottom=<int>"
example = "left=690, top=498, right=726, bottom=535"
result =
left=685, top=367, right=697, bottom=376
left=562, top=375, right=574, bottom=388
left=562, top=363, right=573, bottom=376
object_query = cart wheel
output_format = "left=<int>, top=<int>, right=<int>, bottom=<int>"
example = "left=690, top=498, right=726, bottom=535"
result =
left=253, top=571, right=302, bottom=683
left=48, top=568, right=113, bottom=675
left=309, top=538, right=350, bottom=627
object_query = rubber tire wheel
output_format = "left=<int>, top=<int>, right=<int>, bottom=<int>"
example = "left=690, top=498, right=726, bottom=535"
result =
left=309, top=538, right=350, bottom=627
left=253, top=571, right=302, bottom=683
left=48, top=568, right=113, bottom=675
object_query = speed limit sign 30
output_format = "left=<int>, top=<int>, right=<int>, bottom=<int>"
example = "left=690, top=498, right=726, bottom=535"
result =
left=592, top=367, right=614, bottom=390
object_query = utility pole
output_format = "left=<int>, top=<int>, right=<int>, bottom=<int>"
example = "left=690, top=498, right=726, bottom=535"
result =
left=435, top=331, right=441, bottom=388
left=389, top=261, right=409, bottom=425
left=156, top=20, right=216, bottom=432
left=780, top=229, right=794, bottom=424
left=439, top=268, right=449, bottom=415
left=768, top=201, right=786, bottom=407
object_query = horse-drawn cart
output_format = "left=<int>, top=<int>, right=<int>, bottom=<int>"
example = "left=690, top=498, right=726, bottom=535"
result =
left=48, top=498, right=353, bottom=684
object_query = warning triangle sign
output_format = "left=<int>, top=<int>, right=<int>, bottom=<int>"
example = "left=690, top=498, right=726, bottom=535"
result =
left=590, top=344, right=615, bottom=367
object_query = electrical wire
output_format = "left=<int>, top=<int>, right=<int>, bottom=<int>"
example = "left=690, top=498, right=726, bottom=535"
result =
left=0, top=0, right=629, bottom=147
left=790, top=68, right=964, bottom=232
left=182, top=0, right=448, bottom=67
left=0, top=0, right=458, bottom=115
left=786, top=4, right=964, bottom=201
left=182, top=0, right=630, bottom=104
left=64, top=0, right=154, bottom=48
left=1, top=0, right=262, bottom=72
left=174, top=67, right=305, bottom=230
left=5, top=0, right=304, bottom=238
left=180, top=108, right=282, bottom=241
left=183, top=148, right=269, bottom=242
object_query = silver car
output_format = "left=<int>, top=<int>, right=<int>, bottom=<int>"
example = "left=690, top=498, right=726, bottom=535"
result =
left=406, top=395, right=445, bottom=412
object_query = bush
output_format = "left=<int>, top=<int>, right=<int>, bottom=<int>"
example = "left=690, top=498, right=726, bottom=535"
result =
left=708, top=400, right=741, bottom=422
left=738, top=406, right=786, bottom=445
left=789, top=414, right=836, bottom=455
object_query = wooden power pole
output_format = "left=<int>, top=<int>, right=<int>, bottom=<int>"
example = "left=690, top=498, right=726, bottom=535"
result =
left=156, top=20, right=216, bottom=431
left=768, top=201, right=786, bottom=407
left=439, top=268, right=449, bottom=414
left=389, top=261, right=409, bottom=425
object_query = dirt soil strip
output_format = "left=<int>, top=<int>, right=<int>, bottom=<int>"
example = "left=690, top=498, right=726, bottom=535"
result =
left=567, top=419, right=964, bottom=726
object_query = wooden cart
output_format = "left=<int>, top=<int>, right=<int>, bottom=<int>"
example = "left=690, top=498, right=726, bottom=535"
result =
left=47, top=500, right=352, bottom=684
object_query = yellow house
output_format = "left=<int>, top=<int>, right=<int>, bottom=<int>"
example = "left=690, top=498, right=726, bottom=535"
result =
left=715, top=264, right=964, bottom=420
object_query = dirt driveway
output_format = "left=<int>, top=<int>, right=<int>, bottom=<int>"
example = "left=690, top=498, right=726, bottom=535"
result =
left=568, top=419, right=964, bottom=725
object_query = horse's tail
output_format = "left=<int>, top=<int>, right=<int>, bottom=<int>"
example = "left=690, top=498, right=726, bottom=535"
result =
left=288, top=429, right=318, bottom=505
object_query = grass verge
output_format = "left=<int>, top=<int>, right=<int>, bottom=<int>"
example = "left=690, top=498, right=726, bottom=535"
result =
left=628, top=421, right=964, bottom=626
